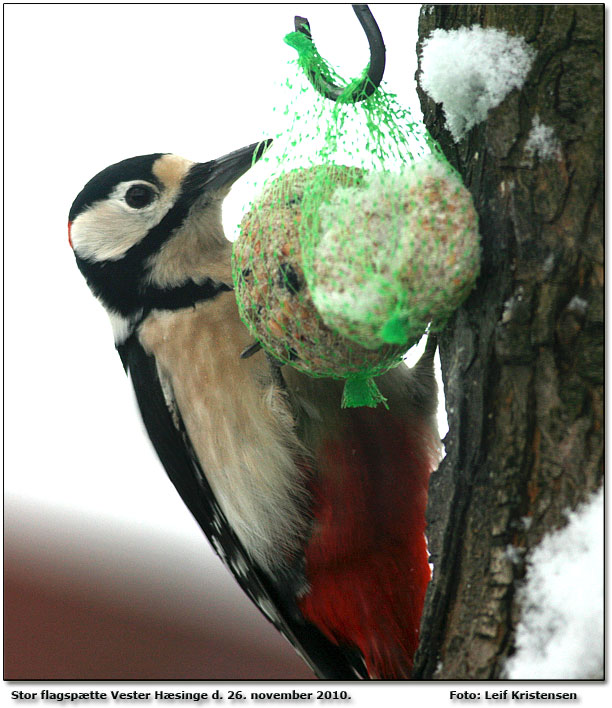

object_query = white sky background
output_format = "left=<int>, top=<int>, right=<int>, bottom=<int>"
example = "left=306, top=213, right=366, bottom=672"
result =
left=5, top=2, right=442, bottom=534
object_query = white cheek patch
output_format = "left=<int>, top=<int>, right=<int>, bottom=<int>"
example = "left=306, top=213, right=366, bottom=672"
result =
left=71, top=182, right=175, bottom=262
left=71, top=155, right=193, bottom=264
left=71, top=201, right=154, bottom=261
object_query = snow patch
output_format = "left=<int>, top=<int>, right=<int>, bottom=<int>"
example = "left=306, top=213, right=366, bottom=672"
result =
left=524, top=114, right=561, bottom=161
left=505, top=487, right=603, bottom=679
left=420, top=25, right=536, bottom=141
left=504, top=544, right=524, bottom=565
left=567, top=295, right=588, bottom=316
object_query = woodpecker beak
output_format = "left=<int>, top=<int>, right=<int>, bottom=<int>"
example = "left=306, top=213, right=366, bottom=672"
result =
left=185, top=140, right=273, bottom=195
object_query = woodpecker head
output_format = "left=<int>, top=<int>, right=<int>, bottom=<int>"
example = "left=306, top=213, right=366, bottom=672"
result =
left=68, top=141, right=271, bottom=338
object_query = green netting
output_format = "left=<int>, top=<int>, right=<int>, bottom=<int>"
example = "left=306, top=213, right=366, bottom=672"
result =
left=232, top=29, right=480, bottom=408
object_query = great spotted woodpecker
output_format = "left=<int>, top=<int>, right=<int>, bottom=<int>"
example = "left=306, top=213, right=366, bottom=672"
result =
left=68, top=142, right=441, bottom=679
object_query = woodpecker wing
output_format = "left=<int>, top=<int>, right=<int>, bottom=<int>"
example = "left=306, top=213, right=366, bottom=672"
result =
left=117, top=332, right=367, bottom=680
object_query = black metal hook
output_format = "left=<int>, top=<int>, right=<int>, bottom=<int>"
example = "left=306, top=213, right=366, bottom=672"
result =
left=294, top=4, right=386, bottom=102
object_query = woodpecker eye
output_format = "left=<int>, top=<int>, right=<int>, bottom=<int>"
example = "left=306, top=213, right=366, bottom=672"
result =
left=125, top=184, right=156, bottom=209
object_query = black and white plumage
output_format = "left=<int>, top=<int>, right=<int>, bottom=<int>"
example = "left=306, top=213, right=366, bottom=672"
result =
left=119, top=319, right=356, bottom=679
left=68, top=143, right=440, bottom=680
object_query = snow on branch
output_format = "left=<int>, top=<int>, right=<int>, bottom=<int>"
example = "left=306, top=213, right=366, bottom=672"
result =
left=504, top=487, right=604, bottom=679
left=524, top=113, right=562, bottom=162
left=419, top=25, right=535, bottom=141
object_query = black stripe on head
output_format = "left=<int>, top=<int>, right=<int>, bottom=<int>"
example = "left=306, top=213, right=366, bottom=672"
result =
left=69, top=153, right=165, bottom=222
left=75, top=247, right=232, bottom=318
left=73, top=160, right=230, bottom=317
left=71, top=156, right=234, bottom=318
left=73, top=162, right=214, bottom=316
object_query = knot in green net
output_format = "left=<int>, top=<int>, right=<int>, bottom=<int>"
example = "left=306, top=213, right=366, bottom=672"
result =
left=232, top=27, right=480, bottom=408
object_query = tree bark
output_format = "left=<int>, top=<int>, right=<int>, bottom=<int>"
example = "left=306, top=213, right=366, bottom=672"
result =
left=412, top=5, right=603, bottom=680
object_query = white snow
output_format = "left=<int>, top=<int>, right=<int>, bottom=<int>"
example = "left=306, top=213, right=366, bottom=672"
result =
left=419, top=25, right=536, bottom=141
left=525, top=113, right=561, bottom=161
left=504, top=487, right=604, bottom=680
left=504, top=544, right=524, bottom=565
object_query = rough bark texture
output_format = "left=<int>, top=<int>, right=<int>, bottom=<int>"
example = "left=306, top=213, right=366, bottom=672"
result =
left=412, top=5, right=603, bottom=680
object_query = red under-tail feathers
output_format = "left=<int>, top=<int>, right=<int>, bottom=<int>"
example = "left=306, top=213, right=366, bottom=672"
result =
left=299, top=408, right=437, bottom=679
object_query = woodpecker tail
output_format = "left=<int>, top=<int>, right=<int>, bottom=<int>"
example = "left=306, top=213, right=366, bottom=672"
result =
left=299, top=407, right=437, bottom=679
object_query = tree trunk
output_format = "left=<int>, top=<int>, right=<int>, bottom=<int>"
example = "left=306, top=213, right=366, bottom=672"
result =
left=412, top=4, right=603, bottom=680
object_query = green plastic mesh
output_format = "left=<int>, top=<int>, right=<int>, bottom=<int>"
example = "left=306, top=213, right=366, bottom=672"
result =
left=232, top=29, right=480, bottom=408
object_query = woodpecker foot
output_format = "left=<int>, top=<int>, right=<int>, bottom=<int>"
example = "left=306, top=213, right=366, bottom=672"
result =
left=240, top=341, right=262, bottom=359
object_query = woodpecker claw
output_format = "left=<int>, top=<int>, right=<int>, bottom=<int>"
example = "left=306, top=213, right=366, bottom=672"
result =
left=240, top=341, right=263, bottom=359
